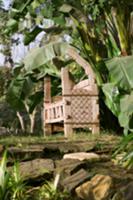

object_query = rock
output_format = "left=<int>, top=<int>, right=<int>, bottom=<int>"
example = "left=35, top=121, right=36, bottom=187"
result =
left=10, top=159, right=54, bottom=181
left=75, top=174, right=113, bottom=200
left=62, top=169, right=91, bottom=192
left=43, top=141, right=96, bottom=154
left=91, top=174, right=113, bottom=200
left=8, top=146, right=44, bottom=162
left=63, top=152, right=100, bottom=161
left=55, top=158, right=87, bottom=175
left=75, top=180, right=94, bottom=200
left=122, top=181, right=133, bottom=200
left=113, top=181, right=133, bottom=200
left=59, top=142, right=96, bottom=153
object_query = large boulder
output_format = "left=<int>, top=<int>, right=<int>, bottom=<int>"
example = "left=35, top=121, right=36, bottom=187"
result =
left=75, top=180, right=94, bottom=200
left=75, top=174, right=113, bottom=200
left=91, top=174, right=113, bottom=200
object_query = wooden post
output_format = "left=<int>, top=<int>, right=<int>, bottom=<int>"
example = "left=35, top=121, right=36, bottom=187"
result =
left=43, top=76, right=52, bottom=136
left=61, top=67, right=74, bottom=138
left=92, top=96, right=100, bottom=134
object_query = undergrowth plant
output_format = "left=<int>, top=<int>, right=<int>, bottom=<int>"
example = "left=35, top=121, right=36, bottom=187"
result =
left=37, top=174, right=71, bottom=200
left=0, top=151, right=28, bottom=200
left=114, top=133, right=133, bottom=168
left=0, top=151, right=10, bottom=200
left=10, top=162, right=29, bottom=200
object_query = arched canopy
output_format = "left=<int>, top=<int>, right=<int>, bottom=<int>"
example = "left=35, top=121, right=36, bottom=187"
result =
left=67, top=47, right=96, bottom=82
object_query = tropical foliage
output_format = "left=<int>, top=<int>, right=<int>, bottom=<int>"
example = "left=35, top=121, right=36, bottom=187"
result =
left=3, top=0, right=133, bottom=134
left=0, top=0, right=132, bottom=158
left=7, top=64, right=44, bottom=133
left=0, top=6, right=13, bottom=66
left=6, top=42, right=69, bottom=133
left=103, top=55, right=133, bottom=135
left=114, top=133, right=133, bottom=169
left=0, top=67, right=11, bottom=98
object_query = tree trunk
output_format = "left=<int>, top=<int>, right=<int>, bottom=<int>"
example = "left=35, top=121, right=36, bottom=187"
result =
left=16, top=111, right=25, bottom=132
left=24, top=102, right=36, bottom=134
left=29, top=109, right=36, bottom=134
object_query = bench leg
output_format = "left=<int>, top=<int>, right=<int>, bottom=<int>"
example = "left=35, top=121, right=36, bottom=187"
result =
left=44, top=124, right=52, bottom=136
left=64, top=123, right=73, bottom=138
left=92, top=124, right=100, bottom=135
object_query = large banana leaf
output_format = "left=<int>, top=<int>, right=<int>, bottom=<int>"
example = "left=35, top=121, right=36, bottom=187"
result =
left=34, top=62, right=60, bottom=80
left=102, top=82, right=133, bottom=134
left=103, top=55, right=133, bottom=133
left=23, top=42, right=70, bottom=72
left=118, top=92, right=133, bottom=134
left=105, top=55, right=133, bottom=91
left=102, top=83, right=120, bottom=116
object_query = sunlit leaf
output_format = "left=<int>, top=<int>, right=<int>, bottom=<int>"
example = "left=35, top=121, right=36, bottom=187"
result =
left=102, top=83, right=120, bottom=116
left=105, top=56, right=133, bottom=91
left=59, top=4, right=73, bottom=13
left=24, top=42, right=70, bottom=71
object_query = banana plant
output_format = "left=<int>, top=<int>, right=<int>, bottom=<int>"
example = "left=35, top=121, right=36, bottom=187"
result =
left=7, top=42, right=70, bottom=133
left=7, top=72, right=43, bottom=133
left=102, top=55, right=133, bottom=134
left=23, top=42, right=70, bottom=72
left=4, top=0, right=133, bottom=135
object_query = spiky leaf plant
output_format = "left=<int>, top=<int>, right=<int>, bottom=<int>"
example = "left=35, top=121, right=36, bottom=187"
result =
left=0, top=151, right=29, bottom=200
left=9, top=162, right=29, bottom=200
left=0, top=151, right=10, bottom=200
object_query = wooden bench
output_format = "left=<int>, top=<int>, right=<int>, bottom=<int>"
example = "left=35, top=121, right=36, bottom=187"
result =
left=43, top=48, right=100, bottom=137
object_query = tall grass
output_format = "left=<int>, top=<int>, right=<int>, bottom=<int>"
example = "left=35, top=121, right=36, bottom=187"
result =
left=0, top=151, right=10, bottom=200
left=0, top=151, right=28, bottom=200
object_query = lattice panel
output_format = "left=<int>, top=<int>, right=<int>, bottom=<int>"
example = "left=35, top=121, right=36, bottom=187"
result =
left=71, top=95, right=92, bottom=123
left=72, top=88, right=90, bottom=95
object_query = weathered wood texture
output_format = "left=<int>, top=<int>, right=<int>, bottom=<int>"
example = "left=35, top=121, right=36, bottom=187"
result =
left=61, top=169, right=91, bottom=192
left=44, top=49, right=100, bottom=137
left=43, top=76, right=53, bottom=136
